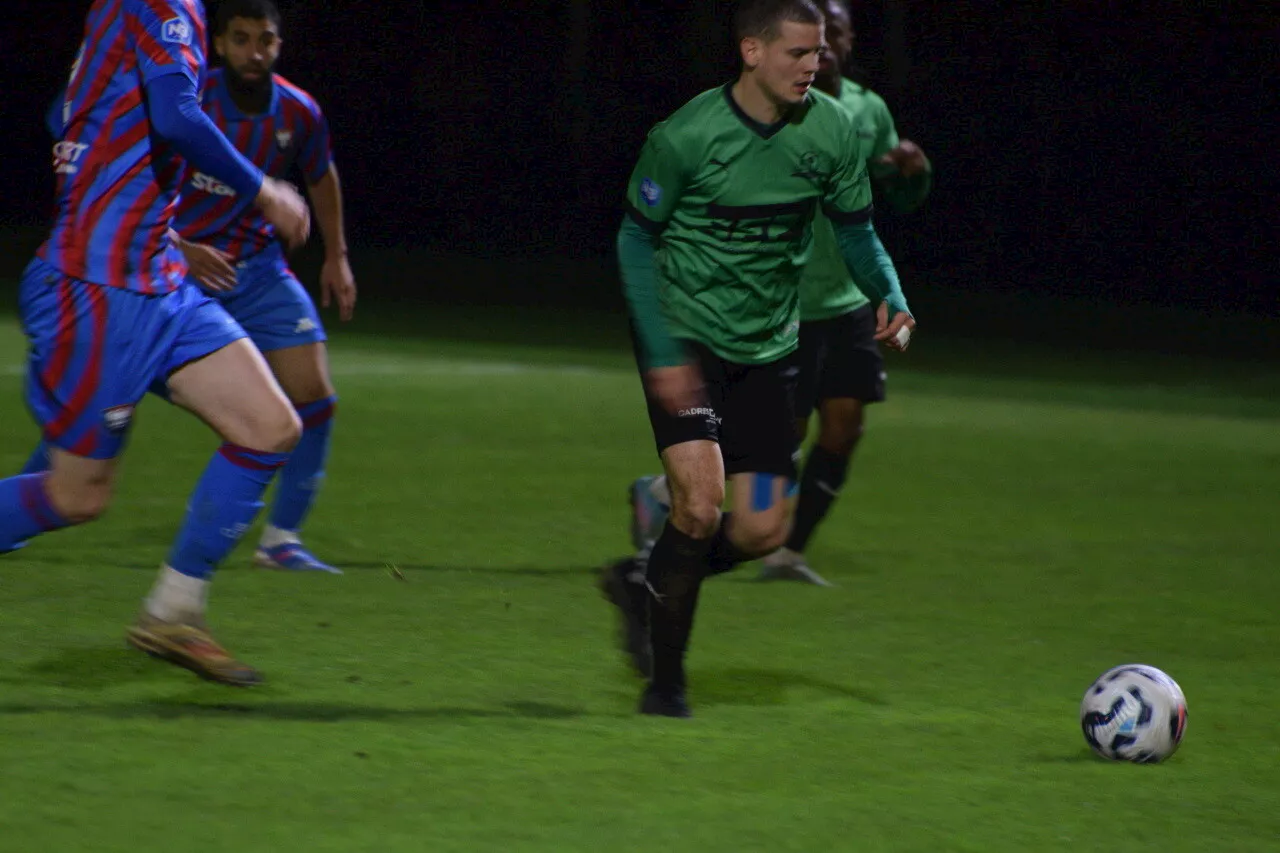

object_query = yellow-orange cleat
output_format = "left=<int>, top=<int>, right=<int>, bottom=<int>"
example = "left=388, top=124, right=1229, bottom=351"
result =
left=126, top=614, right=264, bottom=687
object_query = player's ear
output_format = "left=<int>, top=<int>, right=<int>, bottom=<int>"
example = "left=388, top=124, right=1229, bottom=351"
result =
left=213, top=34, right=227, bottom=59
left=740, top=36, right=762, bottom=70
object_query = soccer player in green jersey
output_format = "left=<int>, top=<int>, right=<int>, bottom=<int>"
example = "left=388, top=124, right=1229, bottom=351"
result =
left=618, top=0, right=932, bottom=588
left=758, top=0, right=932, bottom=584
left=604, top=0, right=915, bottom=717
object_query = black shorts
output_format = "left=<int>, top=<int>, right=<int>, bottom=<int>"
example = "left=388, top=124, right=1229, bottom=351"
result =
left=636, top=339, right=799, bottom=479
left=794, top=304, right=887, bottom=421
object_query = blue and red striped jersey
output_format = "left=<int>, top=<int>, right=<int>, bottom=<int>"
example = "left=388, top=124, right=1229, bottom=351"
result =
left=39, top=0, right=207, bottom=294
left=173, top=69, right=332, bottom=259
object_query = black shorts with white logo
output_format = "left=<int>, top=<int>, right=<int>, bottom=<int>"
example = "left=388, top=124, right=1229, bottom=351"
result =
left=636, top=338, right=800, bottom=480
left=794, top=304, right=887, bottom=421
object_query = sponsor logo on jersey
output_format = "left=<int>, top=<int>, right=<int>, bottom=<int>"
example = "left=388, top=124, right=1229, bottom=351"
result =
left=191, top=172, right=236, bottom=197
left=162, top=16, right=192, bottom=46
left=705, top=198, right=817, bottom=247
left=275, top=130, right=293, bottom=149
left=102, top=405, right=134, bottom=433
left=640, top=177, right=662, bottom=207
left=52, top=140, right=89, bottom=175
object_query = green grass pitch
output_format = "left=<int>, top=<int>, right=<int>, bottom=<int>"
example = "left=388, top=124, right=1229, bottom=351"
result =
left=0, top=305, right=1277, bottom=851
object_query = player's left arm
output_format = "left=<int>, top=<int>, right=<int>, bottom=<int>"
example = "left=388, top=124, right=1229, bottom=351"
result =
left=824, top=120, right=916, bottom=351
left=300, top=106, right=355, bottom=321
left=868, top=97, right=933, bottom=214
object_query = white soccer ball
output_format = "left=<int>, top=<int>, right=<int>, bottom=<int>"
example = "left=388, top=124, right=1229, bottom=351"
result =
left=1080, top=664, right=1188, bottom=763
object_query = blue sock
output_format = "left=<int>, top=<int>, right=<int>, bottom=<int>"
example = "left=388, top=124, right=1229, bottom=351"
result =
left=167, top=443, right=289, bottom=579
left=20, top=440, right=51, bottom=475
left=0, top=473, right=73, bottom=554
left=269, top=396, right=336, bottom=534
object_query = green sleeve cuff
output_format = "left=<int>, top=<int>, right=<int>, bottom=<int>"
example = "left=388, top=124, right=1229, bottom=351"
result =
left=833, top=219, right=910, bottom=317
left=617, top=217, right=683, bottom=369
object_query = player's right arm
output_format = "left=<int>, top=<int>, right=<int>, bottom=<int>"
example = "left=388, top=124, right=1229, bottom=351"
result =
left=618, top=125, right=703, bottom=412
left=127, top=0, right=308, bottom=247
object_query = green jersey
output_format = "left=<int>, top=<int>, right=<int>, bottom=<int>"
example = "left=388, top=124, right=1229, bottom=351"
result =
left=624, top=83, right=873, bottom=365
left=801, top=79, right=904, bottom=322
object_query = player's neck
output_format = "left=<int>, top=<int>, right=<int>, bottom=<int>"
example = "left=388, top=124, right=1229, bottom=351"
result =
left=731, top=77, right=791, bottom=127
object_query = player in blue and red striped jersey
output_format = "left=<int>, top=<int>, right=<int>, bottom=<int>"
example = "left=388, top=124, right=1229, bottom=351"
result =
left=172, top=0, right=357, bottom=574
left=0, top=0, right=313, bottom=687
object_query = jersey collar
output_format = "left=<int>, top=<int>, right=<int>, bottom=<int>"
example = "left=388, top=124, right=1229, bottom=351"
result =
left=722, top=82, right=803, bottom=140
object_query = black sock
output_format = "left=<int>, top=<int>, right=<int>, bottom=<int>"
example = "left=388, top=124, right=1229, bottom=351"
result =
left=704, top=513, right=754, bottom=577
left=786, top=446, right=850, bottom=554
left=645, top=521, right=713, bottom=691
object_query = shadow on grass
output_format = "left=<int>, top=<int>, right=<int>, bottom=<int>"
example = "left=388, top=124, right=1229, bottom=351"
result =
left=5, top=647, right=586, bottom=721
left=0, top=697, right=584, bottom=723
left=1034, top=749, right=1108, bottom=764
left=1, top=647, right=173, bottom=691
left=693, top=667, right=887, bottom=709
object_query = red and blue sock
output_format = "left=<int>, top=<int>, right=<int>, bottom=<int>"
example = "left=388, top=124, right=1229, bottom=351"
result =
left=268, top=396, right=336, bottom=534
left=0, top=473, right=72, bottom=554
left=167, top=443, right=288, bottom=579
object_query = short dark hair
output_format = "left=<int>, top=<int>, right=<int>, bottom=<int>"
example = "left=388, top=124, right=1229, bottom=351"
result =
left=734, top=0, right=824, bottom=43
left=214, top=0, right=282, bottom=36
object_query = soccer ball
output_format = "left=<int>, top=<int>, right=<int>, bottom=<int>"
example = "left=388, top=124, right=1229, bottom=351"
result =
left=1080, top=664, right=1188, bottom=763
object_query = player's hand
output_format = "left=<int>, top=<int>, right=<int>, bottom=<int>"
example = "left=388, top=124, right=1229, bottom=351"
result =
left=875, top=310, right=917, bottom=352
left=320, top=254, right=357, bottom=321
left=877, top=139, right=929, bottom=178
left=178, top=239, right=237, bottom=292
left=645, top=363, right=706, bottom=416
left=255, top=177, right=311, bottom=250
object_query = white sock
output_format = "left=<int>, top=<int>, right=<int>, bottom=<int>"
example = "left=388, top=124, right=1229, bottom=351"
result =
left=259, top=524, right=300, bottom=550
left=144, top=564, right=209, bottom=623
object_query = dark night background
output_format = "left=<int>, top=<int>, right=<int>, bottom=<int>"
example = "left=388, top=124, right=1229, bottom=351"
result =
left=0, top=1, right=1275, bottom=356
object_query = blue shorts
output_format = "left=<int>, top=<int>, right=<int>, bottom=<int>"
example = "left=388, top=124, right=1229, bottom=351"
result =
left=19, top=257, right=247, bottom=460
left=209, top=243, right=326, bottom=353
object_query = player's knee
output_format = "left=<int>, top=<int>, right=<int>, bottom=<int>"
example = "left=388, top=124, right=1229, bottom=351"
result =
left=273, top=408, right=304, bottom=452
left=669, top=491, right=723, bottom=540
left=289, top=382, right=336, bottom=407
left=250, top=405, right=302, bottom=454
left=733, top=513, right=789, bottom=557
left=46, top=478, right=113, bottom=524
left=818, top=403, right=865, bottom=456
left=818, top=427, right=862, bottom=457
